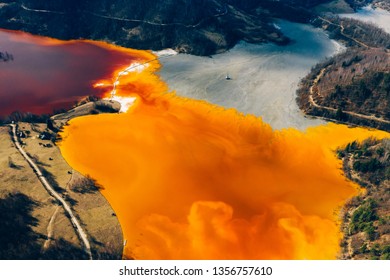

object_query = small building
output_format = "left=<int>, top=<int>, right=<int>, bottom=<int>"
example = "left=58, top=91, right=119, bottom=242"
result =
left=39, top=131, right=52, bottom=140
left=18, top=131, right=27, bottom=138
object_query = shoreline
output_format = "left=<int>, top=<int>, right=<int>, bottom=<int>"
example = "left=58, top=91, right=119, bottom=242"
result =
left=1, top=11, right=388, bottom=258
left=159, top=20, right=344, bottom=131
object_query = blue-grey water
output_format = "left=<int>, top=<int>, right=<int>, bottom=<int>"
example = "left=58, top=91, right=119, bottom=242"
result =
left=158, top=20, right=344, bottom=131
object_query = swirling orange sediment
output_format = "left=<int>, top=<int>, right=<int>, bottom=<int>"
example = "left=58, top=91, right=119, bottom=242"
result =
left=59, top=51, right=389, bottom=259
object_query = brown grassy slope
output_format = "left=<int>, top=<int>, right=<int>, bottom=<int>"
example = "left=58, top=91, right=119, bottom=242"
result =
left=0, top=122, right=123, bottom=259
left=21, top=122, right=124, bottom=259
left=0, top=126, right=81, bottom=259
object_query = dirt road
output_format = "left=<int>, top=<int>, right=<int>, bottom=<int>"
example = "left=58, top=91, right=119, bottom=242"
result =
left=10, top=123, right=92, bottom=259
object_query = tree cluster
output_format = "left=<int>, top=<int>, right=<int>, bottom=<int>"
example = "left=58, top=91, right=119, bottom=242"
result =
left=0, top=51, right=13, bottom=62
left=339, top=138, right=390, bottom=259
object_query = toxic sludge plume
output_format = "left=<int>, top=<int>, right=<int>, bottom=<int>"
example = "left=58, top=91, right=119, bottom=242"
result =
left=59, top=51, right=389, bottom=260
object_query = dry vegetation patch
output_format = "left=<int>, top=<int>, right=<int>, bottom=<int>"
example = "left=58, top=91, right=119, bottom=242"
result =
left=0, top=121, right=123, bottom=259
left=297, top=16, right=390, bottom=130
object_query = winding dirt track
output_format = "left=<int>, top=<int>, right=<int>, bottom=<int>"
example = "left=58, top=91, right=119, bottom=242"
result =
left=86, top=6, right=228, bottom=28
left=43, top=206, right=60, bottom=250
left=308, top=17, right=390, bottom=125
left=9, top=123, right=92, bottom=260
left=308, top=66, right=390, bottom=124
left=21, top=4, right=65, bottom=15
left=318, top=16, right=370, bottom=48
left=20, top=3, right=228, bottom=29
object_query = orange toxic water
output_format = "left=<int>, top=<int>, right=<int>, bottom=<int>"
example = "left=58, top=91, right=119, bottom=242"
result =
left=59, top=49, right=389, bottom=260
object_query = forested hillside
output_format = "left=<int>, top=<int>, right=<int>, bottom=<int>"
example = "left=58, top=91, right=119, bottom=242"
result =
left=0, top=0, right=331, bottom=55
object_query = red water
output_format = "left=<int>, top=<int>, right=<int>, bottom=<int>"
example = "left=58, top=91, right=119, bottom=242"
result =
left=0, top=29, right=140, bottom=116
